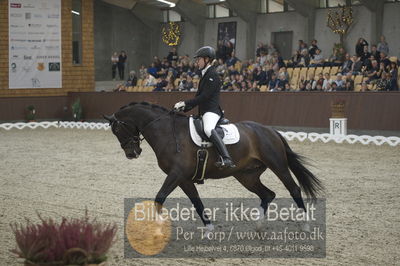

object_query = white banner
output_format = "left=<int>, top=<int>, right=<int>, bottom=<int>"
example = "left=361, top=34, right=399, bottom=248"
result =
left=8, top=0, right=62, bottom=89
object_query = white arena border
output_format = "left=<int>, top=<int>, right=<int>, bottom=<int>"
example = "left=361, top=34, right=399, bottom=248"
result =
left=0, top=121, right=399, bottom=147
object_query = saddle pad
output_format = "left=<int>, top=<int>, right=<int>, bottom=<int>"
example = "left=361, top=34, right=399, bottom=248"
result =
left=189, top=117, right=240, bottom=147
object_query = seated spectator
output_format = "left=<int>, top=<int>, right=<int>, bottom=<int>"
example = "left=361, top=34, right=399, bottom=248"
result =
left=309, top=49, right=324, bottom=67
left=254, top=66, right=268, bottom=85
left=139, top=65, right=147, bottom=80
left=279, top=67, right=290, bottom=81
left=351, top=56, right=363, bottom=75
left=165, top=71, right=176, bottom=91
left=331, top=82, right=339, bottom=91
left=322, top=73, right=333, bottom=91
left=153, top=76, right=168, bottom=92
left=388, top=73, right=398, bottom=91
left=226, top=51, right=239, bottom=67
left=216, top=58, right=227, bottom=76
left=376, top=71, right=390, bottom=91
left=377, top=35, right=389, bottom=55
left=379, top=52, right=391, bottom=70
left=268, top=73, right=279, bottom=91
left=370, top=45, right=380, bottom=63
left=125, top=71, right=138, bottom=87
left=334, top=73, right=345, bottom=90
left=290, top=50, right=301, bottom=67
left=259, top=51, right=268, bottom=66
left=341, top=53, right=353, bottom=74
left=167, top=47, right=178, bottom=62
left=315, top=73, right=325, bottom=90
left=284, top=83, right=292, bottom=92
left=366, top=60, right=382, bottom=83
left=249, top=81, right=260, bottom=92
left=360, top=45, right=371, bottom=65
left=298, top=40, right=306, bottom=53
left=192, top=81, right=198, bottom=91
left=256, top=42, right=267, bottom=57
left=298, top=49, right=310, bottom=67
left=221, top=77, right=233, bottom=91
left=304, top=73, right=317, bottom=91
left=360, top=81, right=369, bottom=92
left=268, top=43, right=277, bottom=55
left=389, top=61, right=398, bottom=90
left=147, top=62, right=158, bottom=78
left=143, top=72, right=157, bottom=87
left=344, top=73, right=354, bottom=91
left=276, top=73, right=289, bottom=91
left=324, top=81, right=333, bottom=92
left=329, top=47, right=346, bottom=67
left=298, top=76, right=307, bottom=91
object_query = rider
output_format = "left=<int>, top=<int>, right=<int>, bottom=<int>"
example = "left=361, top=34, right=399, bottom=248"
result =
left=174, top=46, right=236, bottom=169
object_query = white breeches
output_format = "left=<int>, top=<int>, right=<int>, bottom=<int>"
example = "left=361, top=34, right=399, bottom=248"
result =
left=203, top=112, right=221, bottom=138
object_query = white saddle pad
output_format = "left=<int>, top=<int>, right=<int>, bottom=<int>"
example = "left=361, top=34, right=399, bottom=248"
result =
left=189, top=116, right=240, bottom=147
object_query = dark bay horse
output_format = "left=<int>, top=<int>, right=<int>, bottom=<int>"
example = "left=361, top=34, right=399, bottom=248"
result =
left=104, top=102, right=323, bottom=230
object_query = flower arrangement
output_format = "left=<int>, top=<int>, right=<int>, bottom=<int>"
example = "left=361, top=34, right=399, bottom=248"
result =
left=71, top=98, right=83, bottom=121
left=26, top=105, right=36, bottom=122
left=10, top=211, right=117, bottom=265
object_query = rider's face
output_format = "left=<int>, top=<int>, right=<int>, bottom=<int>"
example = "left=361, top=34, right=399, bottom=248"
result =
left=196, top=57, right=206, bottom=69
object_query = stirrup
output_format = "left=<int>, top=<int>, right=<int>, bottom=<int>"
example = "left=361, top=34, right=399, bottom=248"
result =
left=215, top=156, right=236, bottom=169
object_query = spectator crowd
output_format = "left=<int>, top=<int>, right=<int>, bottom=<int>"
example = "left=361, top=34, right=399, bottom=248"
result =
left=113, top=35, right=399, bottom=92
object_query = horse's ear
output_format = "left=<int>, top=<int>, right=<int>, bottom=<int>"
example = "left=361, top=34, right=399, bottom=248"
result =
left=103, top=114, right=115, bottom=122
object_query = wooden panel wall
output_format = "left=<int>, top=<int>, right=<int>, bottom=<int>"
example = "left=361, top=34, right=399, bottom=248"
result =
left=1, top=92, right=399, bottom=131
left=0, top=0, right=94, bottom=97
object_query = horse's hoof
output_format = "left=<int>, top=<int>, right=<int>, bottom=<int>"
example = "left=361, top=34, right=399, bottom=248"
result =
left=204, top=224, right=214, bottom=239
left=302, top=222, right=311, bottom=233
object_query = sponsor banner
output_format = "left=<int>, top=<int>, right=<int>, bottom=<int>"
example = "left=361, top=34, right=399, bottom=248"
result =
left=9, top=0, right=62, bottom=89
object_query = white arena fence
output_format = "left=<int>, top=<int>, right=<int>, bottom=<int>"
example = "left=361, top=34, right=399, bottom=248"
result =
left=0, top=121, right=399, bottom=147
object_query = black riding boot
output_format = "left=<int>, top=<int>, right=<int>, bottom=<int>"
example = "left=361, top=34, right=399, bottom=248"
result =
left=209, top=129, right=236, bottom=169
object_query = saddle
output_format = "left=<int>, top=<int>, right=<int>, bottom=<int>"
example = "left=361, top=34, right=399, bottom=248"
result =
left=189, top=115, right=240, bottom=184
left=193, top=115, right=229, bottom=141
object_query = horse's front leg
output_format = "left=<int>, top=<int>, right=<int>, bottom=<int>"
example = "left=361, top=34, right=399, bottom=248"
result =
left=179, top=180, right=214, bottom=235
left=154, top=170, right=181, bottom=212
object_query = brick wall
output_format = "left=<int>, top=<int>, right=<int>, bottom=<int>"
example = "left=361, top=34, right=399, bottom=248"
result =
left=0, top=0, right=95, bottom=97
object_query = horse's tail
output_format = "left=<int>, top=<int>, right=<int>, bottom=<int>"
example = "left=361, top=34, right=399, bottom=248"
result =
left=276, top=131, right=323, bottom=199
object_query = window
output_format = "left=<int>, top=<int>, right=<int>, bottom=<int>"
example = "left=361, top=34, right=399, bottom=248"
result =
left=320, top=0, right=361, bottom=8
left=207, top=3, right=235, bottom=18
left=215, top=4, right=229, bottom=17
left=268, top=0, right=284, bottom=12
left=72, top=0, right=82, bottom=65
left=260, top=0, right=267, bottom=13
left=263, top=0, right=295, bottom=13
left=162, top=10, right=182, bottom=22
left=328, top=0, right=346, bottom=7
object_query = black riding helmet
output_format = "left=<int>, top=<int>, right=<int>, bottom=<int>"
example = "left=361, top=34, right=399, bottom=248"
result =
left=194, top=46, right=216, bottom=60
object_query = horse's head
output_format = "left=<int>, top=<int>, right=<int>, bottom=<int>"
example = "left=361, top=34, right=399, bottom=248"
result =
left=104, top=114, right=143, bottom=159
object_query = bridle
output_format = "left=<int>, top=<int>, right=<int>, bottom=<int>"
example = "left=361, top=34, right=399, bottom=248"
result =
left=110, top=110, right=180, bottom=152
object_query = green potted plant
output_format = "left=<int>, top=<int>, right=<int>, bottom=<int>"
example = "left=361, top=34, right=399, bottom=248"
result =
left=10, top=211, right=117, bottom=265
left=71, top=98, right=83, bottom=121
left=26, top=105, right=36, bottom=122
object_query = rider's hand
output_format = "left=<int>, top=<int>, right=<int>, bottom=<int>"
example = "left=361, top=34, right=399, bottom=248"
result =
left=174, top=101, right=185, bottom=111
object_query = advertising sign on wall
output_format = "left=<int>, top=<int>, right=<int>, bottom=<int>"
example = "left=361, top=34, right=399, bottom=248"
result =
left=8, top=0, right=62, bottom=89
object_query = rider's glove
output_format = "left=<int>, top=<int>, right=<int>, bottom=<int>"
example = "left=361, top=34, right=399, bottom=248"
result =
left=174, top=101, right=186, bottom=111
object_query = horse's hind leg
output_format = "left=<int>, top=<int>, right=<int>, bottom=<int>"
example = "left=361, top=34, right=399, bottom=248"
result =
left=234, top=167, right=275, bottom=229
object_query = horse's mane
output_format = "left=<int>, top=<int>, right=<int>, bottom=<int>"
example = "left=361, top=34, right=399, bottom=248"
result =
left=119, top=101, right=187, bottom=117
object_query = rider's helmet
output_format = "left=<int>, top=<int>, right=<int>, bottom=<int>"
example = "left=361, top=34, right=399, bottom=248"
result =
left=194, top=46, right=216, bottom=60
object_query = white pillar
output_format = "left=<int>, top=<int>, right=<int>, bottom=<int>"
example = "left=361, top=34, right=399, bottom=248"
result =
left=330, top=118, right=347, bottom=136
